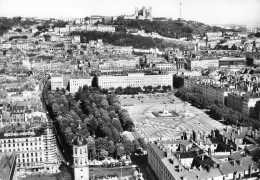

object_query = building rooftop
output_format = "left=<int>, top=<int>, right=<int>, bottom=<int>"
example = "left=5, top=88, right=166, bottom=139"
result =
left=73, top=134, right=88, bottom=146
left=0, top=152, right=16, bottom=180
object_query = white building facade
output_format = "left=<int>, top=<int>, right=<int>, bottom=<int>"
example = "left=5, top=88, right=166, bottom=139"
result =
left=98, top=73, right=173, bottom=89
left=69, top=78, right=93, bottom=93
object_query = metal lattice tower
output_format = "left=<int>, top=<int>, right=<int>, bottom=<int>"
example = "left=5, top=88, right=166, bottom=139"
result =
left=180, top=3, right=182, bottom=19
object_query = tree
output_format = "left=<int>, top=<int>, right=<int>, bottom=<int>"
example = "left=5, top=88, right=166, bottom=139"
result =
left=57, top=163, right=72, bottom=180
left=106, top=140, right=115, bottom=155
left=111, top=127, right=120, bottom=142
left=52, top=103, right=60, bottom=114
left=101, top=99, right=109, bottom=110
left=101, top=125, right=113, bottom=139
left=123, top=139, right=134, bottom=155
left=138, top=138, right=147, bottom=150
left=110, top=111, right=119, bottom=120
left=115, top=143, right=125, bottom=158
left=115, top=87, right=123, bottom=94
left=124, top=120, right=134, bottom=131
left=92, top=75, right=99, bottom=88
left=132, top=139, right=140, bottom=151
left=112, top=118, right=123, bottom=132
left=99, top=149, right=109, bottom=160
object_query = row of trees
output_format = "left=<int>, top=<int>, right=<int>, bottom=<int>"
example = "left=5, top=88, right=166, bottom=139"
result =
left=105, top=19, right=225, bottom=39
left=71, top=31, right=161, bottom=49
left=43, top=82, right=144, bottom=159
left=112, top=85, right=171, bottom=95
left=0, top=17, right=38, bottom=35
left=70, top=31, right=191, bottom=51
left=9, top=35, right=27, bottom=41
left=175, top=87, right=260, bottom=129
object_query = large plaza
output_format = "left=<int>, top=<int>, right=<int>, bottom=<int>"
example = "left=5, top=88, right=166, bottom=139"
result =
left=119, top=93, right=225, bottom=141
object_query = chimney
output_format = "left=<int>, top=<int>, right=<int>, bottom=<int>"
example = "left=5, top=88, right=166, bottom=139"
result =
left=179, top=165, right=182, bottom=172
left=225, top=137, right=228, bottom=144
left=201, top=154, right=205, bottom=161
left=211, top=129, right=215, bottom=139
left=208, top=148, right=212, bottom=156
left=177, top=154, right=181, bottom=161
left=166, top=149, right=171, bottom=157
left=230, top=149, right=233, bottom=155
left=249, top=165, right=253, bottom=177
left=233, top=172, right=237, bottom=180
left=230, top=160, right=235, bottom=166
left=217, top=163, right=222, bottom=169
left=237, top=129, right=241, bottom=136
left=236, top=145, right=238, bottom=151
left=254, top=130, right=258, bottom=139
left=181, top=176, right=187, bottom=180
left=170, top=156, right=174, bottom=164
left=238, top=159, right=242, bottom=166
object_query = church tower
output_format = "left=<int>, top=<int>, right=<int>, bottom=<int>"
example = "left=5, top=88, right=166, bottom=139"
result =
left=73, top=126, right=89, bottom=180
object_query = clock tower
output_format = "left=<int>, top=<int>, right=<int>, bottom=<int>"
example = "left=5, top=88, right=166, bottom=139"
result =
left=72, top=130, right=89, bottom=180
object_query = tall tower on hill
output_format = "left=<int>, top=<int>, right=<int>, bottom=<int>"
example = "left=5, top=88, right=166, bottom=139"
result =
left=180, top=3, right=182, bottom=19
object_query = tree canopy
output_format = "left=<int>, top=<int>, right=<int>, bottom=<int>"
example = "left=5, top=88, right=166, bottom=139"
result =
left=43, top=83, right=136, bottom=159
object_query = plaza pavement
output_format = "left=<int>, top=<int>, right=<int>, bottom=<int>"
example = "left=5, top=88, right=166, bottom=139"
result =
left=119, top=94, right=225, bottom=141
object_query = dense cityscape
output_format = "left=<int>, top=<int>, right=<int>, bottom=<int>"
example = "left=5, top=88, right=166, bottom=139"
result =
left=0, top=1, right=260, bottom=180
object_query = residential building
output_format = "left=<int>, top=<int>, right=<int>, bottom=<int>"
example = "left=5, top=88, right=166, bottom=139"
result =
left=98, top=73, right=173, bottom=89
left=69, top=77, right=93, bottom=93
left=154, top=62, right=176, bottom=71
left=186, top=59, right=219, bottom=70
left=147, top=126, right=260, bottom=180
left=175, top=57, right=185, bottom=70
left=0, top=127, right=59, bottom=175
left=227, top=93, right=260, bottom=115
left=50, top=76, right=64, bottom=91
left=184, top=77, right=230, bottom=105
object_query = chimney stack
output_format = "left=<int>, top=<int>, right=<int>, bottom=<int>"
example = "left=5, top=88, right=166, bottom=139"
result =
left=177, top=154, right=180, bottom=161
left=201, top=154, right=205, bottom=161
left=249, top=165, right=253, bottom=177
left=230, top=160, right=235, bottom=166
left=230, top=149, right=233, bottom=155
left=208, top=148, right=212, bottom=156
left=238, top=159, right=242, bottom=166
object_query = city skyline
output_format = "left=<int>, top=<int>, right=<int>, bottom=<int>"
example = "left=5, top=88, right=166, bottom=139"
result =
left=0, top=0, right=259, bottom=25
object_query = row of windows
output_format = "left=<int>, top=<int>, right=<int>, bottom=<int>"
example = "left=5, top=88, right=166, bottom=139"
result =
left=18, top=152, right=42, bottom=158
left=1, top=142, right=41, bottom=147
left=2, top=138, right=41, bottom=143
left=74, top=147, right=87, bottom=154
left=17, top=157, right=43, bottom=163
left=1, top=146, right=42, bottom=152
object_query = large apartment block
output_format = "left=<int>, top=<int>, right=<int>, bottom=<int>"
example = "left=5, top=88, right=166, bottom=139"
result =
left=0, top=127, right=59, bottom=175
left=184, top=77, right=230, bottom=105
left=98, top=73, right=173, bottom=89
left=69, top=77, right=93, bottom=93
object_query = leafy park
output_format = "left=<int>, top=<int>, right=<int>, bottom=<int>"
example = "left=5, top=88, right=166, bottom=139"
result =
left=43, top=81, right=147, bottom=161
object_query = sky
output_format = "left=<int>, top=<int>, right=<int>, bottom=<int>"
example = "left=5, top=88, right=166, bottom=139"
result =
left=0, top=0, right=259, bottom=25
